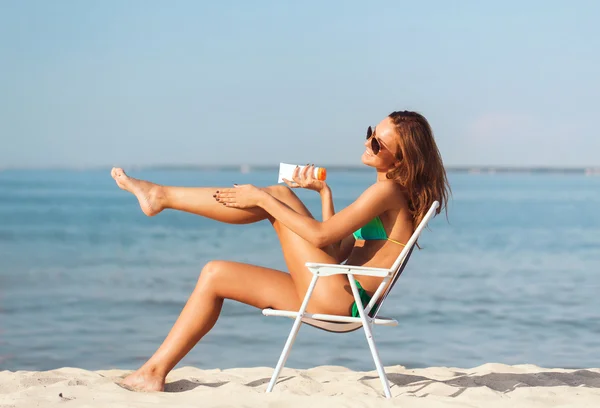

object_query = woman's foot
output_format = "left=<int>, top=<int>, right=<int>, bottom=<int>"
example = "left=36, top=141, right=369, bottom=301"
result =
left=111, top=167, right=165, bottom=216
left=119, top=368, right=166, bottom=392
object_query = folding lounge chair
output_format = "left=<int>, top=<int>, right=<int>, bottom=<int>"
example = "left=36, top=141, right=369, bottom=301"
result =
left=262, top=201, right=440, bottom=398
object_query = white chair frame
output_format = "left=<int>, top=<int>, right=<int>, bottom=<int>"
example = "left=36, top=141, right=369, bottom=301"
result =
left=262, top=201, right=440, bottom=398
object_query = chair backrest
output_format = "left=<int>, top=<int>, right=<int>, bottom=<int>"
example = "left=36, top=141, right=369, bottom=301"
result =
left=301, top=201, right=440, bottom=333
left=370, top=201, right=440, bottom=317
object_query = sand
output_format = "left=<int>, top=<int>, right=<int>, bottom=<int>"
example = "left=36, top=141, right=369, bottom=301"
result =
left=1, top=363, right=599, bottom=407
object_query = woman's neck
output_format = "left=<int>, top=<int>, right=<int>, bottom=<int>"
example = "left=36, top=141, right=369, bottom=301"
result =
left=376, top=169, right=390, bottom=182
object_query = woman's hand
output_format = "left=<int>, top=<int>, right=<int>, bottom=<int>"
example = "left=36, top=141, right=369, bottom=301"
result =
left=214, top=184, right=266, bottom=209
left=283, top=164, right=326, bottom=193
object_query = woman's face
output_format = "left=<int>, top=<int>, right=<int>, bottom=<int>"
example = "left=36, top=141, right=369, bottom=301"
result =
left=361, top=117, right=400, bottom=170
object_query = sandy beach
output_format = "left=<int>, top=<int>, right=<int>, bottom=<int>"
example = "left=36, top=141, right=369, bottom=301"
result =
left=2, top=363, right=599, bottom=408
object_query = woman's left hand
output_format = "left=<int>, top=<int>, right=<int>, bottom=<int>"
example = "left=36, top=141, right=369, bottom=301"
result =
left=283, top=164, right=326, bottom=193
left=214, top=184, right=265, bottom=209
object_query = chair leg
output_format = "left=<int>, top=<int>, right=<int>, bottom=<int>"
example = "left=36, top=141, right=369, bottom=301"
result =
left=348, top=275, right=392, bottom=399
left=362, top=317, right=392, bottom=398
left=266, top=274, right=319, bottom=393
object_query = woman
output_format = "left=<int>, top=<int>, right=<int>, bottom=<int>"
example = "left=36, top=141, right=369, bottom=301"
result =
left=112, top=110, right=450, bottom=392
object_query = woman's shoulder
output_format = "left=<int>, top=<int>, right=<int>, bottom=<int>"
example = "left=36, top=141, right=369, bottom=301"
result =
left=364, top=180, right=407, bottom=209
left=368, top=180, right=406, bottom=197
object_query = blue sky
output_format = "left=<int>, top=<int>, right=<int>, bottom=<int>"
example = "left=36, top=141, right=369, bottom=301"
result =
left=1, top=0, right=598, bottom=168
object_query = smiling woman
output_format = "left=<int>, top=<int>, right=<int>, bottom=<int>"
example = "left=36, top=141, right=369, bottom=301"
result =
left=110, top=110, right=451, bottom=392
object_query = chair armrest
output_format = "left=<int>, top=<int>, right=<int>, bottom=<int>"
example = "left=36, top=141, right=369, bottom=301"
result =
left=305, top=262, right=391, bottom=277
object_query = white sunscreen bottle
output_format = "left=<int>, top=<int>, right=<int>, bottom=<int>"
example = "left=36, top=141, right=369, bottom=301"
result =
left=278, top=163, right=327, bottom=183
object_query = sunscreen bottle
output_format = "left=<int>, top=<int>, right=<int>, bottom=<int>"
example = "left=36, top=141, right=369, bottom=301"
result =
left=278, top=163, right=327, bottom=183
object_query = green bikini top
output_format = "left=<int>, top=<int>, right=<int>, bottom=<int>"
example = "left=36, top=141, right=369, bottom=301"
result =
left=353, top=216, right=406, bottom=246
left=353, top=216, right=388, bottom=240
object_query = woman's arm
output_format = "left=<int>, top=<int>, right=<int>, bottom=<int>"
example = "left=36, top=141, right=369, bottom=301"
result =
left=282, top=165, right=350, bottom=254
left=320, top=184, right=335, bottom=221
left=282, top=166, right=353, bottom=259
left=319, top=184, right=351, bottom=259
left=257, top=181, right=401, bottom=248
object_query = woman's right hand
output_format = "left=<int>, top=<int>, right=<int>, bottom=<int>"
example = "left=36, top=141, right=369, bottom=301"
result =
left=283, top=165, right=326, bottom=193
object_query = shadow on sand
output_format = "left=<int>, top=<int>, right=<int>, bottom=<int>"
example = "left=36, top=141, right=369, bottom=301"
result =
left=161, top=370, right=600, bottom=396
left=359, top=370, right=600, bottom=398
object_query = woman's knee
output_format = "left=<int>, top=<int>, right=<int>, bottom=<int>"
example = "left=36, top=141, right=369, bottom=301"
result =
left=197, top=260, right=229, bottom=289
left=263, top=184, right=295, bottom=201
left=263, top=185, right=311, bottom=216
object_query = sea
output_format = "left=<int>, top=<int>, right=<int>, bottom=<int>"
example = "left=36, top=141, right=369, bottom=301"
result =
left=1, top=168, right=599, bottom=372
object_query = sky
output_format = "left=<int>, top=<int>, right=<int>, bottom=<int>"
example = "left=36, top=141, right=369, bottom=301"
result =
left=1, top=0, right=599, bottom=168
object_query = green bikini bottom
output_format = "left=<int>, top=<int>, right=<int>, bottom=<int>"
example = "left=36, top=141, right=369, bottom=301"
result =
left=351, top=280, right=375, bottom=318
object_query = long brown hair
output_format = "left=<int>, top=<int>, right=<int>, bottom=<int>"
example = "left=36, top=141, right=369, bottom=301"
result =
left=386, top=111, right=451, bottom=228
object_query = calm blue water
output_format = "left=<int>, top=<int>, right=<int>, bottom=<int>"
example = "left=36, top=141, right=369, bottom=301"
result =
left=1, top=169, right=599, bottom=372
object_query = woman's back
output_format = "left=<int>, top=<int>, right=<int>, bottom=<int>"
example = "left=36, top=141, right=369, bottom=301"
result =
left=346, top=183, right=414, bottom=292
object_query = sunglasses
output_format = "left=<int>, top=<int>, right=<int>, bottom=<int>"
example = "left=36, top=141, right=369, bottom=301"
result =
left=366, top=126, right=384, bottom=155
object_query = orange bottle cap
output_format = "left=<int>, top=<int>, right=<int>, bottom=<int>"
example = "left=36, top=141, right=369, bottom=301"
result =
left=316, top=167, right=327, bottom=181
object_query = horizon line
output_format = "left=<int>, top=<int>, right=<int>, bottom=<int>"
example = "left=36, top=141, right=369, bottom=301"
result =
left=2, top=164, right=600, bottom=174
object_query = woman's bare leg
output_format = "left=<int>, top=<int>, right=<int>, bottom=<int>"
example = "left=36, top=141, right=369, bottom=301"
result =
left=113, top=168, right=357, bottom=391
left=111, top=167, right=354, bottom=310
left=111, top=167, right=270, bottom=224
left=121, top=261, right=301, bottom=392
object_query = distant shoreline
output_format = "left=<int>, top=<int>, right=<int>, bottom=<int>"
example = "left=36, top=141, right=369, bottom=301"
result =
left=2, top=165, right=600, bottom=175
left=143, top=165, right=600, bottom=175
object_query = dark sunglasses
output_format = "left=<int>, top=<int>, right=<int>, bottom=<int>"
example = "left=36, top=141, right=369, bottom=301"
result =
left=366, top=126, right=382, bottom=155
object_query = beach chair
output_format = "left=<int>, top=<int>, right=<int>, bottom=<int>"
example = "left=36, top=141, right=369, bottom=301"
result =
left=262, top=201, right=439, bottom=398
